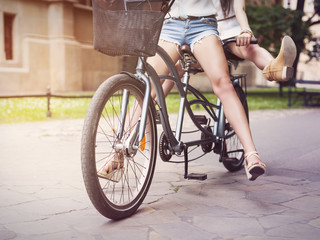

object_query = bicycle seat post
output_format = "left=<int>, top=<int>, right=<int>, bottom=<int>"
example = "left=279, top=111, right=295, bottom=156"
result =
left=174, top=51, right=191, bottom=142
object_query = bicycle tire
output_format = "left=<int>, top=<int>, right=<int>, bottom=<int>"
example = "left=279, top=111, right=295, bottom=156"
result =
left=81, top=74, right=157, bottom=220
left=222, top=84, right=249, bottom=172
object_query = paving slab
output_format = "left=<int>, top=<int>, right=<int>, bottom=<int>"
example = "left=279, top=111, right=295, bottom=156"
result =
left=1, top=109, right=320, bottom=240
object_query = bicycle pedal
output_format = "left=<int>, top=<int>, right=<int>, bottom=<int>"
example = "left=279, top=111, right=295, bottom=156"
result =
left=187, top=173, right=207, bottom=181
left=194, top=115, right=207, bottom=125
left=221, top=157, right=238, bottom=163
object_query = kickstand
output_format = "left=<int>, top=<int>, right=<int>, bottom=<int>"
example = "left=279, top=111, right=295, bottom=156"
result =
left=183, top=144, right=188, bottom=179
left=184, top=144, right=207, bottom=181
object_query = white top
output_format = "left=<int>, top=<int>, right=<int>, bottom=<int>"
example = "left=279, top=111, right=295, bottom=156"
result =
left=169, top=0, right=218, bottom=18
left=216, top=0, right=242, bottom=40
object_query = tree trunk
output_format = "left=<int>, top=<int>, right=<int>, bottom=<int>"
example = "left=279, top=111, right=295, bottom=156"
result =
left=293, top=0, right=305, bottom=79
left=297, top=0, right=305, bottom=11
left=280, top=0, right=305, bottom=93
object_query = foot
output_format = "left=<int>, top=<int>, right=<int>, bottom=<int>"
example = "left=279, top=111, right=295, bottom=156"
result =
left=263, top=36, right=297, bottom=82
left=244, top=151, right=266, bottom=181
left=97, top=151, right=125, bottom=183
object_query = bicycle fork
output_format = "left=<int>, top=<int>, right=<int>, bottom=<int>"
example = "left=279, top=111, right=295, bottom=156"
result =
left=115, top=65, right=152, bottom=156
left=115, top=55, right=181, bottom=156
left=114, top=88, right=142, bottom=156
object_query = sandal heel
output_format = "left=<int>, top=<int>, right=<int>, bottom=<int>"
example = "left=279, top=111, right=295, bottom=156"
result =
left=245, top=151, right=266, bottom=181
left=244, top=164, right=253, bottom=180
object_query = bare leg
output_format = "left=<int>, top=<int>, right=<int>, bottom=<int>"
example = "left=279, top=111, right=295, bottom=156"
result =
left=162, top=79, right=175, bottom=97
left=193, top=35, right=264, bottom=173
left=226, top=43, right=273, bottom=70
left=227, top=37, right=296, bottom=82
left=159, top=60, right=184, bottom=98
left=147, top=40, right=180, bottom=99
left=128, top=40, right=180, bottom=124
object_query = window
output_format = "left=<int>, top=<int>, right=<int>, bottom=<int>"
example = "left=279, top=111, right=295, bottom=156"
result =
left=283, top=0, right=292, bottom=9
left=4, top=13, right=15, bottom=60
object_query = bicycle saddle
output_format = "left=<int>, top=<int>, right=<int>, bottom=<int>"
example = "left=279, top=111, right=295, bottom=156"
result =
left=180, top=44, right=204, bottom=74
left=180, top=43, right=245, bottom=74
left=180, top=38, right=258, bottom=72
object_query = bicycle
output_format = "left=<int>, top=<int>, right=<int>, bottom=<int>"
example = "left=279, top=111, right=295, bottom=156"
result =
left=81, top=0, right=251, bottom=220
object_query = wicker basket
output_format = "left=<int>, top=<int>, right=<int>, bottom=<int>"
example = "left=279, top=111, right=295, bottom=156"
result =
left=92, top=0, right=168, bottom=57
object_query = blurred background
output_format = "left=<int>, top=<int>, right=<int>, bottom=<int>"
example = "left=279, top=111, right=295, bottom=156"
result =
left=0, top=0, right=319, bottom=94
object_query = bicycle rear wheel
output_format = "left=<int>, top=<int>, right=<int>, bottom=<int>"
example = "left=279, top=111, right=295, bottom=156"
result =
left=222, top=84, right=249, bottom=172
left=81, top=74, right=157, bottom=220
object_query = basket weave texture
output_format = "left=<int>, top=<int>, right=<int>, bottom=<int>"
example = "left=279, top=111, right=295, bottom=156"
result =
left=92, top=0, right=166, bottom=57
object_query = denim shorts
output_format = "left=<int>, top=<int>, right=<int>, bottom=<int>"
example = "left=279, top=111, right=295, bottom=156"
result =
left=160, top=17, right=220, bottom=52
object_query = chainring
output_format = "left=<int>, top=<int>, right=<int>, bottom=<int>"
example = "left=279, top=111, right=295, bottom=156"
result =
left=159, top=131, right=172, bottom=162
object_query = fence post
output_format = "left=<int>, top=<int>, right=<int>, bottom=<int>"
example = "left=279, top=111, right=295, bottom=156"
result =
left=47, top=86, right=51, bottom=117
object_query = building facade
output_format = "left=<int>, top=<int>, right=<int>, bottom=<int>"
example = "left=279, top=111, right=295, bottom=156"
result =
left=0, top=0, right=124, bottom=94
left=0, top=0, right=319, bottom=94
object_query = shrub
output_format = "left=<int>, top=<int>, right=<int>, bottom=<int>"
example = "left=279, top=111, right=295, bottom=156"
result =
left=246, top=4, right=312, bottom=57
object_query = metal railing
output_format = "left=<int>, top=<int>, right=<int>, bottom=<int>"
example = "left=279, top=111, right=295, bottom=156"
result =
left=0, top=87, right=93, bottom=117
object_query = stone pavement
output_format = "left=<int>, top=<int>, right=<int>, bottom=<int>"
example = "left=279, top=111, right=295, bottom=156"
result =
left=1, top=109, right=320, bottom=240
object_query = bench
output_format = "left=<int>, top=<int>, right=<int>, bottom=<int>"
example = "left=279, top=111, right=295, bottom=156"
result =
left=288, top=79, right=320, bottom=107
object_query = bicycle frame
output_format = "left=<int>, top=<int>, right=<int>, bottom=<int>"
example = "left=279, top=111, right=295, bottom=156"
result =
left=117, top=35, right=250, bottom=179
left=118, top=44, right=229, bottom=163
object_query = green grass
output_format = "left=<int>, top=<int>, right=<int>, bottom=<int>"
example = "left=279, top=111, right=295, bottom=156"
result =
left=247, top=93, right=291, bottom=110
left=0, top=97, right=92, bottom=124
left=0, top=88, right=307, bottom=124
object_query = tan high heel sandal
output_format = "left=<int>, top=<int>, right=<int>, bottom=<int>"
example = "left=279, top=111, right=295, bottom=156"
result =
left=244, top=151, right=266, bottom=181
left=97, top=151, right=125, bottom=183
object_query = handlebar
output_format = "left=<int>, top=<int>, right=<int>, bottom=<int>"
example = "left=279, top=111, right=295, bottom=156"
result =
left=223, top=37, right=258, bottom=46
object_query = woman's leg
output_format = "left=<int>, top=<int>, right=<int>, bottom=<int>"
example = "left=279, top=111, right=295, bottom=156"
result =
left=147, top=40, right=181, bottom=99
left=193, top=35, right=264, bottom=177
left=127, top=40, right=180, bottom=133
left=161, top=61, right=185, bottom=97
left=227, top=36, right=297, bottom=81
left=226, top=43, right=273, bottom=70
left=130, top=40, right=179, bottom=124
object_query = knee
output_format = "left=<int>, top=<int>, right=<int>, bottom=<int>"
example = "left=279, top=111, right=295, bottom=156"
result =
left=210, top=75, right=234, bottom=99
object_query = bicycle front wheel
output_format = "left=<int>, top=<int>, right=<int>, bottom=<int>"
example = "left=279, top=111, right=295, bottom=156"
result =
left=81, top=74, right=157, bottom=220
left=222, top=84, right=249, bottom=172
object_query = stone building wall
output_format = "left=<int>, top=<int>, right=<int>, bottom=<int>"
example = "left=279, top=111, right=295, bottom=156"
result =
left=0, top=0, right=123, bottom=94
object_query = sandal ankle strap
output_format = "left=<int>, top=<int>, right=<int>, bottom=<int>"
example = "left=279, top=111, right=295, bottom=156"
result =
left=245, top=151, right=259, bottom=159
